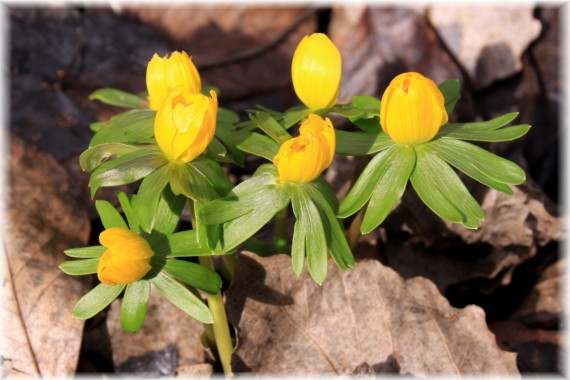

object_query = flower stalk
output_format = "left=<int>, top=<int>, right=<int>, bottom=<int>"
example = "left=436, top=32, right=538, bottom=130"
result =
left=199, top=256, right=234, bottom=377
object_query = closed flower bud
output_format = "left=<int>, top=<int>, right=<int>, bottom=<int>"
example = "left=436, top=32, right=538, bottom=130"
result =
left=154, top=87, right=217, bottom=163
left=146, top=51, right=202, bottom=110
left=291, top=33, right=342, bottom=111
left=97, top=227, right=154, bottom=286
left=273, top=114, right=335, bottom=183
left=380, top=72, right=448, bottom=146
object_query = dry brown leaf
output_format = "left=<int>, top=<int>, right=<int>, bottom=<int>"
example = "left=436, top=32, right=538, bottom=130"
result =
left=427, top=6, right=541, bottom=91
left=226, top=251, right=519, bottom=376
left=512, top=259, right=564, bottom=328
left=490, top=321, right=563, bottom=373
left=380, top=180, right=563, bottom=294
left=106, top=288, right=208, bottom=376
left=2, top=134, right=91, bottom=376
left=330, top=6, right=465, bottom=104
left=127, top=6, right=317, bottom=105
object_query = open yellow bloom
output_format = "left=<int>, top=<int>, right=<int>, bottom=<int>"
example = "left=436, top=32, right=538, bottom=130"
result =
left=146, top=51, right=202, bottom=110
left=97, top=227, right=154, bottom=286
left=380, top=72, right=448, bottom=145
left=273, top=114, right=335, bottom=183
left=291, top=33, right=342, bottom=111
left=155, top=87, right=217, bottom=163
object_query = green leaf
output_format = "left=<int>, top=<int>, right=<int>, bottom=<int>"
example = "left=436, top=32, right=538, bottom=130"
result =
left=134, top=165, right=171, bottom=233
left=199, top=184, right=278, bottom=225
left=214, top=185, right=291, bottom=251
left=152, top=230, right=213, bottom=258
left=302, top=184, right=354, bottom=271
left=338, top=147, right=392, bottom=219
left=151, top=185, right=186, bottom=236
left=230, top=130, right=280, bottom=161
left=444, top=112, right=519, bottom=131
left=95, top=200, right=127, bottom=229
left=151, top=272, right=213, bottom=324
left=410, top=145, right=485, bottom=229
left=88, top=149, right=168, bottom=197
left=438, top=79, right=461, bottom=115
left=351, top=95, right=381, bottom=112
left=213, top=109, right=245, bottom=166
left=204, top=136, right=229, bottom=162
left=171, top=158, right=231, bottom=203
left=89, top=88, right=147, bottom=109
left=335, top=130, right=395, bottom=156
left=360, top=145, right=416, bottom=234
left=308, top=177, right=339, bottom=212
left=89, top=109, right=155, bottom=147
left=80, top=143, right=143, bottom=173
left=120, top=280, right=151, bottom=333
left=188, top=157, right=232, bottom=199
left=249, top=111, right=292, bottom=144
left=64, top=245, right=105, bottom=258
left=59, top=258, right=99, bottom=275
left=439, top=125, right=531, bottom=142
left=290, top=216, right=306, bottom=276
left=117, top=192, right=141, bottom=233
left=291, top=188, right=328, bottom=285
left=436, top=113, right=530, bottom=142
left=163, top=259, right=222, bottom=294
left=280, top=106, right=311, bottom=129
left=428, top=138, right=526, bottom=194
left=72, top=283, right=125, bottom=320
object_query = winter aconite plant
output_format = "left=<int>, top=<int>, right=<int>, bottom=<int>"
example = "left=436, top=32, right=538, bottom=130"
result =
left=61, top=32, right=530, bottom=377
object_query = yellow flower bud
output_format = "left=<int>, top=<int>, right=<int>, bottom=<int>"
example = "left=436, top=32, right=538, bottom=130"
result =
left=146, top=51, right=202, bottom=110
left=273, top=114, right=335, bottom=183
left=291, top=33, right=342, bottom=111
left=380, top=72, right=448, bottom=146
left=154, top=87, right=217, bottom=163
left=97, top=227, right=154, bottom=286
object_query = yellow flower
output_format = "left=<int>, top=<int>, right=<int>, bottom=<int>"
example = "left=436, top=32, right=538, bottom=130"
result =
left=291, top=33, right=342, bottom=111
left=380, top=72, right=448, bottom=145
left=146, top=51, right=202, bottom=110
left=97, top=227, right=154, bottom=286
left=154, top=87, right=217, bottom=163
left=273, top=114, right=335, bottom=183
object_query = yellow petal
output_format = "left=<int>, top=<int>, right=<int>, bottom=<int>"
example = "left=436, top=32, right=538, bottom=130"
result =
left=146, top=51, right=202, bottom=110
left=380, top=72, right=448, bottom=145
left=273, top=114, right=335, bottom=183
left=97, top=227, right=154, bottom=286
left=291, top=33, right=342, bottom=111
left=154, top=88, right=217, bottom=163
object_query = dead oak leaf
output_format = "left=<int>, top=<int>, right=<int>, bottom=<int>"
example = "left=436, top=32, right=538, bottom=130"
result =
left=2, top=134, right=90, bottom=376
left=226, top=251, right=519, bottom=377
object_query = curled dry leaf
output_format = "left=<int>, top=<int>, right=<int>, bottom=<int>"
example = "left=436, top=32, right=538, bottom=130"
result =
left=381, top=182, right=563, bottom=294
left=106, top=288, right=208, bottom=376
left=226, top=251, right=519, bottom=376
left=2, top=134, right=91, bottom=376
left=511, top=259, right=565, bottom=329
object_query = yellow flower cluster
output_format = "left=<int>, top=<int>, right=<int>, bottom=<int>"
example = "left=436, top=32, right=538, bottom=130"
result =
left=273, top=114, right=335, bottom=183
left=147, top=51, right=217, bottom=163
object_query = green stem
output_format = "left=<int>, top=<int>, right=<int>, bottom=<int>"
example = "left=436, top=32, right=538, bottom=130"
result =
left=221, top=254, right=236, bottom=283
left=199, top=256, right=234, bottom=377
left=347, top=207, right=365, bottom=252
